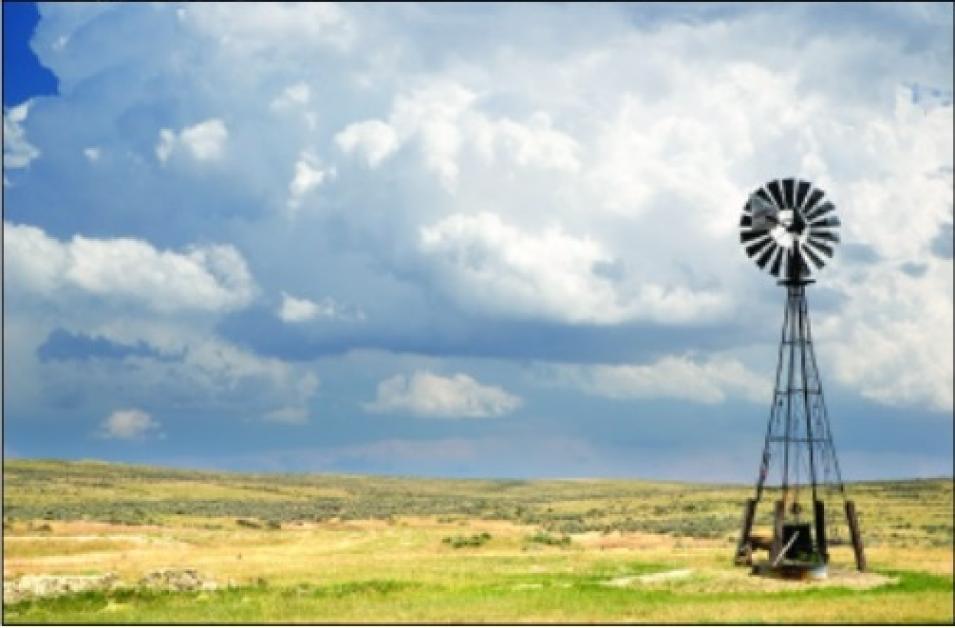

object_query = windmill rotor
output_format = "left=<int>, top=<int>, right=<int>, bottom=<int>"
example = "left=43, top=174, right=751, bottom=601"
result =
left=739, top=178, right=841, bottom=281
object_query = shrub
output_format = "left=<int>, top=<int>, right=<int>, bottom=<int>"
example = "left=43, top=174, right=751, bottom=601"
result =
left=526, top=531, right=571, bottom=547
left=236, top=518, right=262, bottom=529
left=442, top=532, right=491, bottom=548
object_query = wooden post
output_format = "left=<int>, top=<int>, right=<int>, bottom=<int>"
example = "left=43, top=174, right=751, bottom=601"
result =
left=735, top=498, right=757, bottom=564
left=770, top=500, right=785, bottom=563
left=845, top=500, right=866, bottom=571
left=813, top=500, right=828, bottom=563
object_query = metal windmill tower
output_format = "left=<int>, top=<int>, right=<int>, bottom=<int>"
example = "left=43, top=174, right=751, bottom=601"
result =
left=733, top=178, right=866, bottom=577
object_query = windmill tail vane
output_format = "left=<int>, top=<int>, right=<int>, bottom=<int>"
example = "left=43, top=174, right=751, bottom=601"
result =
left=734, top=178, right=865, bottom=578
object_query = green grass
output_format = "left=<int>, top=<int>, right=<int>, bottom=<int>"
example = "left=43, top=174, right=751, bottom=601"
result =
left=5, top=569, right=951, bottom=624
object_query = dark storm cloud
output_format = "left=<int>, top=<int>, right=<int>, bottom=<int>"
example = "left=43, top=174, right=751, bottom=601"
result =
left=37, top=328, right=173, bottom=362
left=217, top=306, right=751, bottom=364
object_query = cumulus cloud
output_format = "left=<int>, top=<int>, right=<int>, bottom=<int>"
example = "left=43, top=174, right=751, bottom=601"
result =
left=3, top=222, right=255, bottom=312
left=270, top=82, right=311, bottom=110
left=338, top=81, right=581, bottom=188
left=277, top=292, right=363, bottom=323
left=366, top=370, right=522, bottom=418
left=820, top=260, right=953, bottom=411
left=287, top=152, right=335, bottom=212
left=3, top=102, right=40, bottom=170
left=335, top=120, right=399, bottom=168
left=179, top=3, right=355, bottom=54
left=277, top=293, right=321, bottom=323
left=419, top=212, right=727, bottom=325
left=550, top=354, right=768, bottom=405
left=98, top=408, right=161, bottom=440
left=156, top=118, right=228, bottom=163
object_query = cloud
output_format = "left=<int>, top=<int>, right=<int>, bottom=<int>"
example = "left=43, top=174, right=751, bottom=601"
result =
left=277, top=293, right=321, bottom=323
left=931, top=221, right=954, bottom=259
left=156, top=118, right=228, bottom=163
left=287, top=152, right=335, bottom=212
left=37, top=328, right=170, bottom=362
left=264, top=406, right=310, bottom=425
left=179, top=3, right=355, bottom=54
left=24, top=320, right=322, bottom=426
left=338, top=81, right=581, bottom=187
left=3, top=102, right=40, bottom=170
left=98, top=408, right=161, bottom=440
left=548, top=354, right=768, bottom=405
left=419, top=211, right=728, bottom=325
left=366, top=370, right=521, bottom=418
left=270, top=82, right=311, bottom=110
left=335, top=120, right=399, bottom=168
left=277, top=292, right=364, bottom=323
left=4, top=222, right=255, bottom=312
left=821, top=261, right=953, bottom=412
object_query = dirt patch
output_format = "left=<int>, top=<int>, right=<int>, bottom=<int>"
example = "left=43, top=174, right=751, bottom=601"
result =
left=660, top=567, right=897, bottom=594
left=602, top=569, right=694, bottom=587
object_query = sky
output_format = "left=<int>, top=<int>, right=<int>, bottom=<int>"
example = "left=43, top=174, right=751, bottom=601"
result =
left=2, top=2, right=952, bottom=481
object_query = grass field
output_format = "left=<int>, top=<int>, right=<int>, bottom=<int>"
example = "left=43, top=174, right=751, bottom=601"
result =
left=3, top=459, right=952, bottom=623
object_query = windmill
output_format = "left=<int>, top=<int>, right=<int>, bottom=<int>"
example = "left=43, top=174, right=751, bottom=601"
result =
left=734, top=178, right=866, bottom=578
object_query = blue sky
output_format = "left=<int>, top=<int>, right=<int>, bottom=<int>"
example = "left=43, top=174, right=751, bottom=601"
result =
left=3, top=2, right=952, bottom=481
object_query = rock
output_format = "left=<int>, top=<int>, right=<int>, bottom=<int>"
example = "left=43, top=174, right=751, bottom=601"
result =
left=3, top=573, right=118, bottom=604
left=138, top=568, right=217, bottom=592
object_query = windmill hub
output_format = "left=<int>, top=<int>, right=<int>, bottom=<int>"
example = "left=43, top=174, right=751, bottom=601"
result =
left=734, top=178, right=866, bottom=579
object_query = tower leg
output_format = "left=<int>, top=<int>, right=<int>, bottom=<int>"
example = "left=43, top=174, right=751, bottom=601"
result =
left=735, top=498, right=757, bottom=565
left=813, top=500, right=828, bottom=563
left=770, top=500, right=785, bottom=563
left=845, top=500, right=866, bottom=571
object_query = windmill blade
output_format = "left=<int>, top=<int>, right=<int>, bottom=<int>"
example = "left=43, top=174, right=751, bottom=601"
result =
left=795, top=180, right=811, bottom=209
left=782, top=178, right=796, bottom=209
left=804, top=239, right=832, bottom=265
left=805, top=201, right=835, bottom=221
left=802, top=242, right=826, bottom=269
left=802, top=188, right=825, bottom=213
left=811, top=215, right=841, bottom=229
left=766, top=179, right=786, bottom=210
left=749, top=193, right=778, bottom=230
left=746, top=236, right=773, bottom=258
left=770, top=246, right=785, bottom=277
left=800, top=253, right=812, bottom=277
left=791, top=246, right=812, bottom=278
left=806, top=238, right=834, bottom=258
left=754, top=187, right=774, bottom=206
left=809, top=230, right=840, bottom=243
left=740, top=229, right=769, bottom=243
left=756, top=242, right=778, bottom=270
